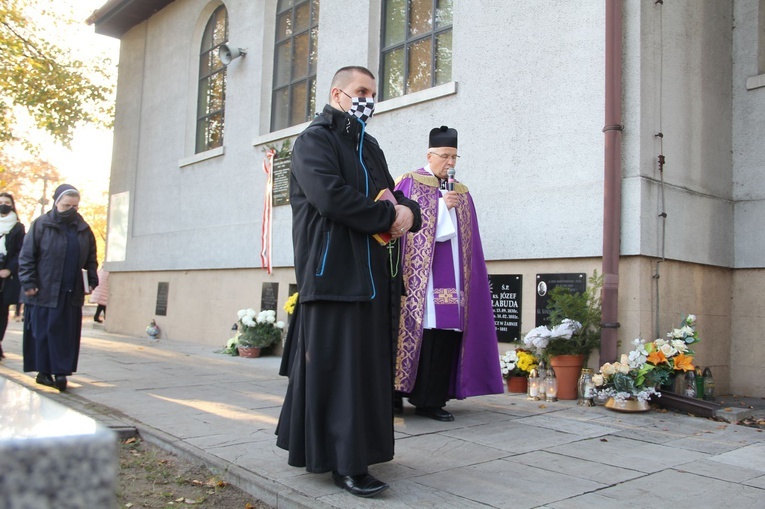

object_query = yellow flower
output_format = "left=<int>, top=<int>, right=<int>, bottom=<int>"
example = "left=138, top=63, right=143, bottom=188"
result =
left=283, top=292, right=299, bottom=315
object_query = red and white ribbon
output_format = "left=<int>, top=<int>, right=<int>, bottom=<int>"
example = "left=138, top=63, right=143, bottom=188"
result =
left=261, top=149, right=276, bottom=274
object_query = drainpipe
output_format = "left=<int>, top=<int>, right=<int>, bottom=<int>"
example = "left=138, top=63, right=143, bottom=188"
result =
left=600, top=0, right=623, bottom=366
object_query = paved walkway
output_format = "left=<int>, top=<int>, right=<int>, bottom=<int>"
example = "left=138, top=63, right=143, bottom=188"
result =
left=2, top=319, right=765, bottom=508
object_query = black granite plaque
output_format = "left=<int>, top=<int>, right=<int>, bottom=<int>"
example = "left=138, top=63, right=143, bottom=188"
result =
left=272, top=153, right=292, bottom=207
left=535, top=273, right=586, bottom=326
left=489, top=274, right=522, bottom=342
left=261, top=282, right=279, bottom=312
left=155, top=282, right=169, bottom=316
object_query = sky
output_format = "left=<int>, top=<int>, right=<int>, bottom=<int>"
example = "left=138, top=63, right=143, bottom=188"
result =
left=27, top=0, right=120, bottom=199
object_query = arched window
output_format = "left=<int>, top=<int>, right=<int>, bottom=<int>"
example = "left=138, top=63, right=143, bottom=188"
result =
left=271, top=0, right=320, bottom=132
left=196, top=5, right=228, bottom=153
left=380, top=0, right=453, bottom=101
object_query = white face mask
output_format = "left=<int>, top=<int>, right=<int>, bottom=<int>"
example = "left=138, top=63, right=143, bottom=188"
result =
left=340, top=90, right=375, bottom=124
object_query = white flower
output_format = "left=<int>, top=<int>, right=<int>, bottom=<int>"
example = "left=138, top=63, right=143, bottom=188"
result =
left=265, top=314, right=276, bottom=323
left=246, top=308, right=257, bottom=318
left=275, top=321, right=285, bottom=329
left=686, top=314, right=696, bottom=323
left=628, top=350, right=647, bottom=369
left=653, top=338, right=667, bottom=347
left=602, top=363, right=616, bottom=376
left=265, top=309, right=277, bottom=318
left=592, top=373, right=604, bottom=386
left=671, top=340, right=688, bottom=352
left=523, top=326, right=552, bottom=352
left=237, top=309, right=247, bottom=319
left=669, top=328, right=684, bottom=340
left=680, top=325, right=695, bottom=339
left=241, top=316, right=256, bottom=327
left=660, top=343, right=677, bottom=357
left=620, top=354, right=630, bottom=366
left=616, top=362, right=630, bottom=375
left=550, top=319, right=582, bottom=340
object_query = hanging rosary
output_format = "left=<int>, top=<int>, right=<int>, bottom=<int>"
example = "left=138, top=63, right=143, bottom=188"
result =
left=387, top=239, right=400, bottom=277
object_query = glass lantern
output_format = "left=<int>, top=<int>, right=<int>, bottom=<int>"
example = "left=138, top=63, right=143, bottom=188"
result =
left=683, top=370, right=697, bottom=398
left=537, top=360, right=547, bottom=399
left=544, top=368, right=558, bottom=402
left=527, top=368, right=541, bottom=400
left=702, top=367, right=715, bottom=401
left=577, top=368, right=595, bottom=406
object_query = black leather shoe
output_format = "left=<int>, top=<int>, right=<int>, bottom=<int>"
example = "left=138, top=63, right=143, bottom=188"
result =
left=54, top=375, right=67, bottom=392
left=415, top=407, right=454, bottom=422
left=332, top=472, right=389, bottom=498
left=36, top=373, right=55, bottom=387
left=0, top=343, right=4, bottom=359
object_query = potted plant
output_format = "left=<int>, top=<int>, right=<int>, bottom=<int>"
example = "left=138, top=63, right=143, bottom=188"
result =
left=592, top=313, right=701, bottom=411
left=233, top=308, right=285, bottom=358
left=522, top=272, right=603, bottom=399
left=499, top=348, right=538, bottom=393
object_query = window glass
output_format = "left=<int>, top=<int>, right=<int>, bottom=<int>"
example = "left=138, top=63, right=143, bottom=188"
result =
left=407, top=37, right=432, bottom=94
left=380, top=0, right=452, bottom=101
left=196, top=6, right=228, bottom=153
left=271, top=0, right=320, bottom=131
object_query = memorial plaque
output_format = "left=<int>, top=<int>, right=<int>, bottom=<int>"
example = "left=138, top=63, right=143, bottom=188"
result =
left=261, top=282, right=279, bottom=312
left=272, top=153, right=292, bottom=207
left=155, top=282, right=169, bottom=316
left=535, top=273, right=586, bottom=326
left=488, top=274, right=522, bottom=342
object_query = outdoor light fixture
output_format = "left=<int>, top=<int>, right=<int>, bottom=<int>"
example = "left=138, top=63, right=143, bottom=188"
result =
left=219, top=44, right=247, bottom=65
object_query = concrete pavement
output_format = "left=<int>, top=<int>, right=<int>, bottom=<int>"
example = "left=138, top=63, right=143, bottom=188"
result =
left=2, top=318, right=765, bottom=508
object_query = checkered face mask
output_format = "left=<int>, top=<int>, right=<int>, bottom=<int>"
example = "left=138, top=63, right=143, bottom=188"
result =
left=341, top=90, right=375, bottom=124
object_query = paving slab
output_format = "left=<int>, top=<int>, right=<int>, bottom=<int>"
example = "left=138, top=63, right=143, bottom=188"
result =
left=2, top=320, right=765, bottom=508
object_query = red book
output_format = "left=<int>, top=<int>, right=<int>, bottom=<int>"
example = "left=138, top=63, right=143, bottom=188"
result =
left=372, top=188, right=397, bottom=246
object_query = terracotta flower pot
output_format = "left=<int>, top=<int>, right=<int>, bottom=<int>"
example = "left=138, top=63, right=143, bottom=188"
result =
left=237, top=346, right=262, bottom=358
left=506, top=376, right=528, bottom=394
left=549, top=354, right=585, bottom=400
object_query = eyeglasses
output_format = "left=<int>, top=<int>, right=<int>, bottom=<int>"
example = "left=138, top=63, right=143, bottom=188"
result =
left=429, top=152, right=460, bottom=161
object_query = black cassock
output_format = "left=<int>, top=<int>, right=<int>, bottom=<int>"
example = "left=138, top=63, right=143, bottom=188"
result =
left=276, top=241, right=398, bottom=476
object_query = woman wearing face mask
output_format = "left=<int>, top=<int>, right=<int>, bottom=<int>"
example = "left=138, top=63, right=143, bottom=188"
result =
left=0, top=192, right=25, bottom=360
left=19, top=184, right=98, bottom=391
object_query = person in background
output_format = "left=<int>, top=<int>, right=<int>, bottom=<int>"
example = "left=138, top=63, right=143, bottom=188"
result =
left=0, top=192, right=25, bottom=359
left=91, top=266, right=109, bottom=323
left=276, top=66, right=421, bottom=498
left=393, top=126, right=504, bottom=422
left=19, top=184, right=98, bottom=391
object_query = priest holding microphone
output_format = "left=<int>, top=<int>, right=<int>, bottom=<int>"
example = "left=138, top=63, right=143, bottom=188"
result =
left=393, top=126, right=503, bottom=421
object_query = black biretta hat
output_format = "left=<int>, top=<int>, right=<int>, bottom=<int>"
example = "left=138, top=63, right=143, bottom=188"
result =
left=428, top=125, right=458, bottom=149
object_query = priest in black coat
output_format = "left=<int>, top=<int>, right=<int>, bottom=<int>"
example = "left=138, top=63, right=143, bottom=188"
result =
left=276, top=66, right=421, bottom=498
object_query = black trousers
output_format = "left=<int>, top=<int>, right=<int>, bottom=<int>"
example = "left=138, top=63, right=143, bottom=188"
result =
left=0, top=302, right=8, bottom=343
left=94, top=304, right=106, bottom=320
left=406, top=328, right=461, bottom=409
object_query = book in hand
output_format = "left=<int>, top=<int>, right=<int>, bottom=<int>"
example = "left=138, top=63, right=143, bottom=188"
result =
left=372, top=188, right=397, bottom=246
left=82, top=269, right=92, bottom=295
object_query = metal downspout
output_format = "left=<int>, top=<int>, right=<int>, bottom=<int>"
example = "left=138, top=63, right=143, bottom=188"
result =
left=600, top=0, right=623, bottom=366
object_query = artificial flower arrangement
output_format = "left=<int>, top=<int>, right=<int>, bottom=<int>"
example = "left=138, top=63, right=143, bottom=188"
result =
left=221, top=308, right=285, bottom=355
left=499, top=348, right=538, bottom=378
left=283, top=292, right=299, bottom=315
left=523, top=272, right=603, bottom=361
left=592, top=314, right=701, bottom=402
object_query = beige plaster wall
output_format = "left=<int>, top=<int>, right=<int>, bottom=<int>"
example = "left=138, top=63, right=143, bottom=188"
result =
left=487, top=257, right=734, bottom=394
left=731, top=269, right=765, bottom=396
left=105, top=256, right=753, bottom=395
left=105, top=268, right=296, bottom=349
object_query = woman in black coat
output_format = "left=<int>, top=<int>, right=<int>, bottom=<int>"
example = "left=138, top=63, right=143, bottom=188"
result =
left=0, top=192, right=25, bottom=359
left=19, top=184, right=98, bottom=391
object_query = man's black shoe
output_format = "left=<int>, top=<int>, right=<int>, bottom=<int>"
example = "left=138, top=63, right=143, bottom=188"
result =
left=54, top=375, right=68, bottom=392
left=332, top=472, right=389, bottom=498
left=415, top=407, right=454, bottom=422
left=35, top=373, right=55, bottom=387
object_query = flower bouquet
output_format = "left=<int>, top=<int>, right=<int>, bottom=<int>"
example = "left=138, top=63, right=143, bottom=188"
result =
left=593, top=314, right=701, bottom=409
left=500, top=348, right=538, bottom=393
left=499, top=348, right=538, bottom=378
left=220, top=308, right=285, bottom=356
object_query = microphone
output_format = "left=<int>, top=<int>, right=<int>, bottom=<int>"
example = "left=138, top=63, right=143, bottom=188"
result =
left=446, top=168, right=456, bottom=191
